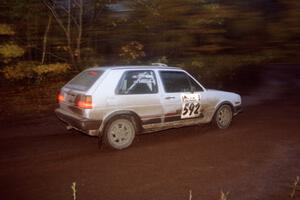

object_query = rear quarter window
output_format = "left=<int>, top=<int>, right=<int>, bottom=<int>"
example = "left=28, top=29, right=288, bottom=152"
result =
left=116, top=70, right=158, bottom=94
left=66, top=70, right=103, bottom=91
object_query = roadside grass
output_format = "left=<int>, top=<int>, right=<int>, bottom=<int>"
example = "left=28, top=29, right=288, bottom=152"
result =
left=69, top=176, right=299, bottom=200
left=290, top=176, right=300, bottom=199
left=219, top=190, right=230, bottom=200
left=187, top=175, right=300, bottom=200
left=189, top=190, right=230, bottom=200
left=71, top=182, right=77, bottom=200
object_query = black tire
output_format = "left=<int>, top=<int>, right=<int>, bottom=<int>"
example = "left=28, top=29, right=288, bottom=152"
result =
left=213, top=104, right=233, bottom=129
left=104, top=116, right=136, bottom=150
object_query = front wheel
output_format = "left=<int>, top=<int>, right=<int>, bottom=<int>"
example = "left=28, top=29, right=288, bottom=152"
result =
left=214, top=104, right=233, bottom=129
left=105, top=117, right=136, bottom=150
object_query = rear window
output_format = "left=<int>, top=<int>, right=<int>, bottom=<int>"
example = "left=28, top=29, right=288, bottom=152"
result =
left=66, top=70, right=103, bottom=91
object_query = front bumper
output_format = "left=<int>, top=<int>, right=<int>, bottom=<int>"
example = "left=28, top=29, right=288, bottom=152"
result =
left=55, top=108, right=101, bottom=136
left=233, top=105, right=242, bottom=115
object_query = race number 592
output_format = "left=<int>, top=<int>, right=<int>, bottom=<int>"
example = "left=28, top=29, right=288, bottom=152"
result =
left=181, top=94, right=201, bottom=119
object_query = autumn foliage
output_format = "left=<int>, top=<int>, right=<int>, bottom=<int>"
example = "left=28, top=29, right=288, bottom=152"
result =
left=1, top=62, right=70, bottom=80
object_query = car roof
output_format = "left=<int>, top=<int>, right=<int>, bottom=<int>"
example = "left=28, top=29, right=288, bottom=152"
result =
left=88, top=65, right=182, bottom=71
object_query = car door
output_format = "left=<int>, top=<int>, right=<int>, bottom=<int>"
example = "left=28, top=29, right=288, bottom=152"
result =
left=115, top=70, right=164, bottom=125
left=158, top=70, right=205, bottom=124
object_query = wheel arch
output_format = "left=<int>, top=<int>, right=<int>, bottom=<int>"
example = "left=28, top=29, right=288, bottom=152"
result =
left=211, top=101, right=234, bottom=120
left=99, top=110, right=142, bottom=136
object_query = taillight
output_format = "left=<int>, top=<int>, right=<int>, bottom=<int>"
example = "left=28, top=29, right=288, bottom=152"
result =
left=57, top=91, right=65, bottom=103
left=76, top=95, right=93, bottom=109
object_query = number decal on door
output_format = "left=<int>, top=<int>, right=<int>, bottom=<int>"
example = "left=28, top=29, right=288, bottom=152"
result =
left=181, top=94, right=201, bottom=119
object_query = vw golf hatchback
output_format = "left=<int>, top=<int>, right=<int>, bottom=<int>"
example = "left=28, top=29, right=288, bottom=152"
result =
left=55, top=64, right=242, bottom=149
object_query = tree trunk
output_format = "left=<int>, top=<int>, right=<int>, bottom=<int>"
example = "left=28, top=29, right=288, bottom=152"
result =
left=42, top=15, right=52, bottom=64
left=42, top=0, right=82, bottom=70
left=66, top=0, right=76, bottom=68
left=75, top=0, right=83, bottom=64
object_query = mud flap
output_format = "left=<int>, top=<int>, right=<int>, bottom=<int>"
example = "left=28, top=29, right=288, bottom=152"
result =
left=98, top=132, right=105, bottom=150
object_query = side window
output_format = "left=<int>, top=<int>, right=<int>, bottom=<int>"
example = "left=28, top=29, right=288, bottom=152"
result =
left=159, top=71, right=191, bottom=93
left=117, top=70, right=158, bottom=94
left=188, top=76, right=203, bottom=92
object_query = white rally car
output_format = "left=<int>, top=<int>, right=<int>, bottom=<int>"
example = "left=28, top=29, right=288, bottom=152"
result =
left=55, top=63, right=242, bottom=149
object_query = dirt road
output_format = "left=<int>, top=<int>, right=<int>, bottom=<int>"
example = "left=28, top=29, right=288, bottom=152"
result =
left=0, top=64, right=300, bottom=200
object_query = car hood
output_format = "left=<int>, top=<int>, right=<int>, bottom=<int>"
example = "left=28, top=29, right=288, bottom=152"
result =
left=206, top=89, right=241, bottom=104
left=206, top=89, right=237, bottom=95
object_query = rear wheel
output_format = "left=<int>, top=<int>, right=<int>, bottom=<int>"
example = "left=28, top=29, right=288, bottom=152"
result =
left=105, top=116, right=136, bottom=150
left=214, top=104, right=233, bottom=129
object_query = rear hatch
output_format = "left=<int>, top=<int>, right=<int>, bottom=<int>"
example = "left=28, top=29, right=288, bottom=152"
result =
left=57, top=69, right=104, bottom=115
left=66, top=69, right=103, bottom=92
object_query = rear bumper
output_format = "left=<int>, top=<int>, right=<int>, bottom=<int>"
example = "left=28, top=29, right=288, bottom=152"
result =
left=55, top=108, right=101, bottom=136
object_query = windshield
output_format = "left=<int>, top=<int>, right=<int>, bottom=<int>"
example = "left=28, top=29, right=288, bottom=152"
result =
left=65, top=70, right=103, bottom=91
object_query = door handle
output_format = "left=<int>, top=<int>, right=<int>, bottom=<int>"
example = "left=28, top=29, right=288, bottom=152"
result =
left=165, top=96, right=175, bottom=100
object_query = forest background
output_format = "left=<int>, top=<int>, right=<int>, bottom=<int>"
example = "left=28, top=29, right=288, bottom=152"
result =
left=0, top=0, right=299, bottom=119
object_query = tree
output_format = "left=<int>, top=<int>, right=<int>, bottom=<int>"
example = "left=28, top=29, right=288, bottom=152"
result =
left=43, top=0, right=83, bottom=68
left=41, top=15, right=53, bottom=64
left=267, top=0, right=300, bottom=57
left=117, top=0, right=239, bottom=59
